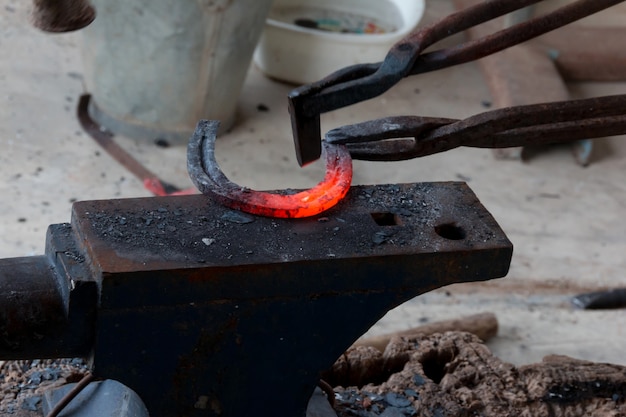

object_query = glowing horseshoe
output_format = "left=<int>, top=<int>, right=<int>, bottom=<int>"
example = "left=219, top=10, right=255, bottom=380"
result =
left=187, top=120, right=353, bottom=218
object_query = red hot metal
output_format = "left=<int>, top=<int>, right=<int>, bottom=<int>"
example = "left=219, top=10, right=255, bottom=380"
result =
left=187, top=120, right=353, bottom=218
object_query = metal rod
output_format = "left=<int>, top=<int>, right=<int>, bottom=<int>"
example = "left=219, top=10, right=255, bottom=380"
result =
left=45, top=372, right=96, bottom=417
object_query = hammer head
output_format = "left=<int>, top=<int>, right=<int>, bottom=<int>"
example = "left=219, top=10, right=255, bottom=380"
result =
left=31, top=0, right=95, bottom=33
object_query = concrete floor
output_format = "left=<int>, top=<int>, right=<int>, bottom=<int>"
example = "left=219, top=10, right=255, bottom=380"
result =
left=1, top=0, right=625, bottom=368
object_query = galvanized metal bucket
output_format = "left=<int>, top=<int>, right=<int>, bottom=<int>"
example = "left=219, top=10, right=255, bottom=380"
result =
left=81, top=0, right=273, bottom=143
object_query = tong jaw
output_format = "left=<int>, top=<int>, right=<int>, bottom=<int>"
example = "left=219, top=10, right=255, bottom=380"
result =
left=288, top=91, right=322, bottom=167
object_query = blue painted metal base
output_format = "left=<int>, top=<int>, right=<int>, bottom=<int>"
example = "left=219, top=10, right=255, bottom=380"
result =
left=42, top=380, right=148, bottom=417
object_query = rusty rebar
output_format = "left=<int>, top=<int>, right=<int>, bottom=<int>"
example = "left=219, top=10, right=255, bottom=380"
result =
left=45, top=372, right=95, bottom=417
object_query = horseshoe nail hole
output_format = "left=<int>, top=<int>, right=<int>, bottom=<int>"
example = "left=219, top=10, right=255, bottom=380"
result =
left=371, top=212, right=401, bottom=226
left=434, top=222, right=466, bottom=240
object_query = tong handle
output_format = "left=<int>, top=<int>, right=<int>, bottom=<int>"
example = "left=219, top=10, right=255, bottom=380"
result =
left=325, top=96, right=626, bottom=161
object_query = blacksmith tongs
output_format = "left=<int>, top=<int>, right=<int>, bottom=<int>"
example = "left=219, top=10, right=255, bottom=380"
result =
left=288, top=0, right=626, bottom=166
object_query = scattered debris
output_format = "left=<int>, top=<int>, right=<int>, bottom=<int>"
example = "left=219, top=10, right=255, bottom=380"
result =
left=220, top=211, right=255, bottom=224
left=329, top=332, right=626, bottom=417
left=352, top=312, right=498, bottom=352
left=0, top=359, right=90, bottom=416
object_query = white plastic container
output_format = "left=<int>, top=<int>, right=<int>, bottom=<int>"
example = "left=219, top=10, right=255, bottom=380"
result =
left=253, top=0, right=425, bottom=85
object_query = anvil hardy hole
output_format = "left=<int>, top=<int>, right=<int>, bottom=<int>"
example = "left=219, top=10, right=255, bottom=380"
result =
left=420, top=348, right=456, bottom=384
left=371, top=212, right=401, bottom=226
left=434, top=222, right=466, bottom=240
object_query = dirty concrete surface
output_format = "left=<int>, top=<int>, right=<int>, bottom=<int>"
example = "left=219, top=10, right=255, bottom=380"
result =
left=0, top=0, right=625, bottom=387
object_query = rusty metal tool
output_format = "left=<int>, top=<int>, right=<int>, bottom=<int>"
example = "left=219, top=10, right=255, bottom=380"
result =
left=0, top=182, right=512, bottom=416
left=77, top=94, right=196, bottom=196
left=30, top=0, right=95, bottom=33
left=289, top=0, right=626, bottom=166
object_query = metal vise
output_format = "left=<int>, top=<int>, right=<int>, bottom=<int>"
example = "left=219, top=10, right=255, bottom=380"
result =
left=0, top=182, right=512, bottom=416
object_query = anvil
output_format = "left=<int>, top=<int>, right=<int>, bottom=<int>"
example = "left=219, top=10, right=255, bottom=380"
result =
left=0, top=182, right=512, bottom=416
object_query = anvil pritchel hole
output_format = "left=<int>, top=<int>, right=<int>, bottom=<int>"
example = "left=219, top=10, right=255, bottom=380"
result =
left=434, top=222, right=466, bottom=240
left=370, top=212, right=401, bottom=226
